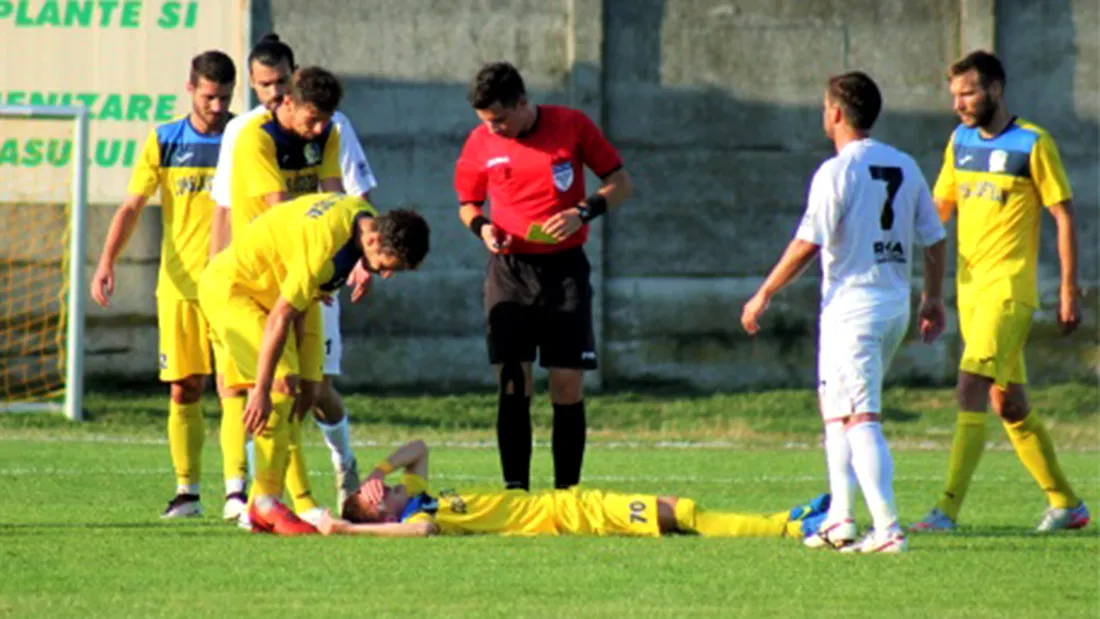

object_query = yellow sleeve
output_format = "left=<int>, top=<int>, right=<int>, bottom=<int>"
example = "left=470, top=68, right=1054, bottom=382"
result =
left=237, top=127, right=286, bottom=198
left=932, top=133, right=956, bottom=202
left=402, top=473, right=430, bottom=496
left=406, top=512, right=436, bottom=527
left=319, top=128, right=341, bottom=180
left=125, top=129, right=161, bottom=198
left=1032, top=132, right=1073, bottom=207
left=279, top=214, right=335, bottom=311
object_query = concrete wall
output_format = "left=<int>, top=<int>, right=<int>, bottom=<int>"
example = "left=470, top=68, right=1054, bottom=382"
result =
left=81, top=0, right=1099, bottom=390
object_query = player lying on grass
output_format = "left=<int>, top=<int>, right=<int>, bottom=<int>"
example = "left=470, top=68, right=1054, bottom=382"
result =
left=317, top=439, right=830, bottom=539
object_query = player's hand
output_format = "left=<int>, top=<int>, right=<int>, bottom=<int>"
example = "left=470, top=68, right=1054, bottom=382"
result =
left=918, top=296, right=946, bottom=343
left=317, top=509, right=346, bottom=536
left=348, top=259, right=373, bottom=303
left=1057, top=287, right=1082, bottom=335
left=360, top=475, right=386, bottom=507
left=91, top=261, right=114, bottom=307
left=243, top=389, right=273, bottom=434
left=481, top=223, right=512, bottom=254
left=320, top=294, right=335, bottom=307
left=542, top=208, right=584, bottom=241
left=740, top=291, right=770, bottom=335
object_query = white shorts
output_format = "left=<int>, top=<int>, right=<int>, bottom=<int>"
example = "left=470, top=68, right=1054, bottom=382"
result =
left=322, top=297, right=342, bottom=376
left=816, top=312, right=908, bottom=421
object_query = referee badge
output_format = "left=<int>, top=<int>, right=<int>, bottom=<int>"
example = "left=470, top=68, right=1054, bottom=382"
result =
left=304, top=143, right=322, bottom=166
left=551, top=159, right=574, bottom=192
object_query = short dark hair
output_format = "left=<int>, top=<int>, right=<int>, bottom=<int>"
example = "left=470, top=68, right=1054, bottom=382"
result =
left=826, top=71, right=883, bottom=130
left=288, top=66, right=343, bottom=114
left=949, top=50, right=1006, bottom=88
left=375, top=209, right=430, bottom=269
left=248, top=32, right=296, bottom=71
left=189, top=50, right=236, bottom=86
left=467, top=62, right=526, bottom=109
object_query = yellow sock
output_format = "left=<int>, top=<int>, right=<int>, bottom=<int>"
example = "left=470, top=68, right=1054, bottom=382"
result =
left=936, top=411, right=987, bottom=521
left=673, top=498, right=790, bottom=537
left=285, top=415, right=319, bottom=513
left=167, top=400, right=204, bottom=490
left=252, top=393, right=293, bottom=499
left=220, top=396, right=248, bottom=490
left=1004, top=413, right=1080, bottom=509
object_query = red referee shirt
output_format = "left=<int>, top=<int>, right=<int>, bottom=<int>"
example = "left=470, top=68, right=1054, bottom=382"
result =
left=454, top=105, right=623, bottom=254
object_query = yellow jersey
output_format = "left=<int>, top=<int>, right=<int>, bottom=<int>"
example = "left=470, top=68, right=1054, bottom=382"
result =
left=211, top=192, right=376, bottom=312
left=127, top=115, right=226, bottom=300
left=228, top=110, right=341, bottom=235
left=400, top=474, right=559, bottom=536
left=933, top=117, right=1072, bottom=307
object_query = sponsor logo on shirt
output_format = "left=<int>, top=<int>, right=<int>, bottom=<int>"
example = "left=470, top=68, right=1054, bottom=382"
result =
left=872, top=240, right=906, bottom=264
left=486, top=156, right=510, bottom=168
left=988, top=149, right=1008, bottom=173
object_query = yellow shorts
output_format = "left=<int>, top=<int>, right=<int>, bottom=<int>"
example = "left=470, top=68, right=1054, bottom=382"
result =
left=198, top=276, right=302, bottom=391
left=297, top=302, right=324, bottom=383
left=959, top=298, right=1032, bottom=387
left=156, top=297, right=212, bottom=382
left=552, top=488, right=661, bottom=537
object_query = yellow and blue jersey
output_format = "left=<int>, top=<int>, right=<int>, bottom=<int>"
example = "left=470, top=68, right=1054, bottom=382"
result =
left=127, top=115, right=227, bottom=300
left=213, top=192, right=375, bottom=312
left=400, top=474, right=561, bottom=536
left=933, top=117, right=1072, bottom=308
left=228, top=110, right=341, bottom=235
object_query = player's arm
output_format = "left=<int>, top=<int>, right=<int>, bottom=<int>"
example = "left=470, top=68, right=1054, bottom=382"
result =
left=92, top=130, right=159, bottom=307
left=742, top=163, right=839, bottom=334
left=1048, top=199, right=1080, bottom=333
left=740, top=239, right=821, bottom=335
left=358, top=439, right=430, bottom=508
left=319, top=515, right=437, bottom=537
left=335, top=113, right=379, bottom=199
left=1032, top=132, right=1080, bottom=333
left=318, top=126, right=344, bottom=194
left=543, top=113, right=634, bottom=241
left=455, top=136, right=511, bottom=253
left=932, top=134, right=958, bottom=222
left=240, top=127, right=291, bottom=208
left=209, top=120, right=238, bottom=257
left=242, top=296, right=301, bottom=433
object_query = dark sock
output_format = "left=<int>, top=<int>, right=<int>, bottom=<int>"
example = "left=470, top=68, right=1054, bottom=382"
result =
left=552, top=401, right=586, bottom=489
left=497, top=393, right=532, bottom=491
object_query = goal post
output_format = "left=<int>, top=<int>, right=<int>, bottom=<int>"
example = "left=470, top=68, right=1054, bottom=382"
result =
left=0, top=104, right=90, bottom=421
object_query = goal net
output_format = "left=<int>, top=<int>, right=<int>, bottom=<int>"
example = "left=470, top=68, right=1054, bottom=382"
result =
left=0, top=105, right=89, bottom=420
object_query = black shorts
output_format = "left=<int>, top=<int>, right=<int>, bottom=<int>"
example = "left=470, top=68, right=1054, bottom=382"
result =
left=484, top=247, right=597, bottom=370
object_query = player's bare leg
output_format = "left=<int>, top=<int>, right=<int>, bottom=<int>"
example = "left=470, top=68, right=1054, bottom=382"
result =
left=162, top=375, right=206, bottom=518
left=495, top=361, right=534, bottom=490
left=548, top=368, right=586, bottom=489
left=313, top=375, right=360, bottom=510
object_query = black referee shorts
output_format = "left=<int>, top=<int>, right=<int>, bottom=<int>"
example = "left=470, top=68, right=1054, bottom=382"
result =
left=484, top=247, right=597, bottom=370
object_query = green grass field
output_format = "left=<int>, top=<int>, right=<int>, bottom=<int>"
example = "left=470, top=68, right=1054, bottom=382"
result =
left=1, top=384, right=1098, bottom=618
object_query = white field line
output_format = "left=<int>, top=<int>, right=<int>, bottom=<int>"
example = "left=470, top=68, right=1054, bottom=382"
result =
left=3, top=466, right=1093, bottom=486
left=2, top=433, right=1092, bottom=452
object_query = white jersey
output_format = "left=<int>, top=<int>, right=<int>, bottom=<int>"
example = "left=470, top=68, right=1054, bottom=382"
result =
left=796, top=138, right=945, bottom=321
left=210, top=105, right=378, bottom=208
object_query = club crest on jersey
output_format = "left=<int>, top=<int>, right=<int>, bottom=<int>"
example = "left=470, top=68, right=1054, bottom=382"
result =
left=988, top=149, right=1008, bottom=173
left=304, top=143, right=322, bottom=166
left=551, top=160, right=574, bottom=192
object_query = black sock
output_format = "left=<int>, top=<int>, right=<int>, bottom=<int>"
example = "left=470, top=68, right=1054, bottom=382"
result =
left=552, top=401, right=587, bottom=489
left=497, top=393, right=532, bottom=491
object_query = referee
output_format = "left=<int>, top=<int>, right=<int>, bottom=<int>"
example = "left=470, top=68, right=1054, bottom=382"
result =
left=454, top=62, right=633, bottom=491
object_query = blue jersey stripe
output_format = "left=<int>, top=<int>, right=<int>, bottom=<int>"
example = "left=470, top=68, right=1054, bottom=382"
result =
left=952, top=145, right=1031, bottom=178
left=159, top=142, right=221, bottom=168
left=261, top=119, right=332, bottom=172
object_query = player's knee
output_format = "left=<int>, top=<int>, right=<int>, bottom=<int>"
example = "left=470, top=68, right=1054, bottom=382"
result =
left=956, top=374, right=990, bottom=411
left=548, top=370, right=583, bottom=404
left=170, top=376, right=204, bottom=404
left=272, top=376, right=298, bottom=398
left=498, top=362, right=530, bottom=397
left=991, top=388, right=1029, bottom=422
left=844, top=412, right=880, bottom=428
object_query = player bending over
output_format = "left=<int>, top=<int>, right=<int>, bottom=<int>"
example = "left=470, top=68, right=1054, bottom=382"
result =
left=318, top=439, right=830, bottom=539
